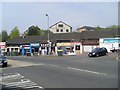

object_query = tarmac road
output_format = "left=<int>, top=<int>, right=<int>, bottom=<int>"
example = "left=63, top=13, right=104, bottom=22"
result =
left=1, top=53, right=118, bottom=89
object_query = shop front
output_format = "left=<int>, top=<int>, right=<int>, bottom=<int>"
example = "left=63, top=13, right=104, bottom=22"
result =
left=57, top=42, right=74, bottom=54
left=40, top=42, right=56, bottom=55
left=20, top=42, right=40, bottom=56
left=99, top=38, right=120, bottom=52
left=0, top=42, right=7, bottom=55
left=82, top=39, right=99, bottom=53
left=20, top=45, right=30, bottom=56
left=30, top=43, right=40, bottom=56
left=71, top=42, right=82, bottom=54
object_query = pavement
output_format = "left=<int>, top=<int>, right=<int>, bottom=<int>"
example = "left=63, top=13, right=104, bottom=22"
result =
left=1, top=53, right=119, bottom=89
left=6, top=59, right=40, bottom=68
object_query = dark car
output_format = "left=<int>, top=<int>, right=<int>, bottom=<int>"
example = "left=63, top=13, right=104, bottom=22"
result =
left=0, top=54, right=7, bottom=67
left=88, top=47, right=108, bottom=57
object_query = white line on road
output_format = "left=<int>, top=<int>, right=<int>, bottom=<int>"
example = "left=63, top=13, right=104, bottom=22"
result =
left=47, top=64, right=59, bottom=67
left=67, top=67, right=107, bottom=75
left=1, top=73, right=44, bottom=89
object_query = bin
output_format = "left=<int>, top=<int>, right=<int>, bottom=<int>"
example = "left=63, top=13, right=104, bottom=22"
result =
left=11, top=52, right=15, bottom=56
left=57, top=50, right=63, bottom=56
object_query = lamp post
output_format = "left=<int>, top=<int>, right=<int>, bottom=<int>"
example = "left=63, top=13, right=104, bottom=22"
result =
left=46, top=14, right=50, bottom=55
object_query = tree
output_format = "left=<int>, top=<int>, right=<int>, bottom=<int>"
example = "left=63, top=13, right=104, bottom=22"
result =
left=25, top=25, right=40, bottom=36
left=106, top=25, right=120, bottom=30
left=25, top=25, right=46, bottom=36
left=95, top=26, right=103, bottom=31
left=1, top=30, right=8, bottom=42
left=9, top=27, right=20, bottom=40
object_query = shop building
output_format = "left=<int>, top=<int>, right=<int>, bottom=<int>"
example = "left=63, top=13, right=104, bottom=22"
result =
left=5, top=29, right=118, bottom=56
left=99, top=37, right=120, bottom=52
left=0, top=42, right=7, bottom=54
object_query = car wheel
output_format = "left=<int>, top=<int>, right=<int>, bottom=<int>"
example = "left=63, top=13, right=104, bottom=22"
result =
left=96, top=54, right=99, bottom=57
left=106, top=52, right=108, bottom=55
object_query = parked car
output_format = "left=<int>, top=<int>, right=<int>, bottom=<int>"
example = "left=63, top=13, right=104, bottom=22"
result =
left=0, top=54, right=7, bottom=67
left=88, top=47, right=108, bottom=57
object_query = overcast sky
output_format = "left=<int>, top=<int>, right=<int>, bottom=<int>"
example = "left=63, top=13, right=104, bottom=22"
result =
left=1, top=1, right=118, bottom=34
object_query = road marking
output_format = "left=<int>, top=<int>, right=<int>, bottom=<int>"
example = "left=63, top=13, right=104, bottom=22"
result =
left=47, top=64, right=59, bottom=67
left=67, top=67, right=107, bottom=76
left=1, top=73, right=44, bottom=89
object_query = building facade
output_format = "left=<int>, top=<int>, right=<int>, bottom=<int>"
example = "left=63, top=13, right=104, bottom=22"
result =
left=76, top=26, right=95, bottom=32
left=5, top=29, right=118, bottom=56
left=99, top=37, right=120, bottom=52
left=49, top=21, right=72, bottom=33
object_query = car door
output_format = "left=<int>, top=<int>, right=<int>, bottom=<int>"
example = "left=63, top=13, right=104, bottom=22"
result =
left=102, top=48, right=107, bottom=55
left=99, top=48, right=103, bottom=56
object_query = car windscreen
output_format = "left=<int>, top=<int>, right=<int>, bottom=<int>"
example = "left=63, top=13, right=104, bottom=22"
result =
left=91, top=48, right=100, bottom=53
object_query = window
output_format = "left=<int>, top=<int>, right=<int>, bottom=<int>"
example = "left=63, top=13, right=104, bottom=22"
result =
left=56, top=29, right=59, bottom=32
left=58, top=24, right=63, bottom=27
left=61, top=29, right=63, bottom=32
left=75, top=45, right=80, bottom=50
left=66, top=29, right=69, bottom=32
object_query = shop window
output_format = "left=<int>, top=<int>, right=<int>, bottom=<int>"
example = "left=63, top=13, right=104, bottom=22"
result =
left=34, top=48, right=39, bottom=52
left=11, top=48, right=14, bottom=52
left=7, top=48, right=9, bottom=52
left=41, top=47, right=45, bottom=49
left=15, top=48, right=18, bottom=52
left=75, top=45, right=80, bottom=50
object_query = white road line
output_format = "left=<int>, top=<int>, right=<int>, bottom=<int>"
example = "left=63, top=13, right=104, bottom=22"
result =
left=1, top=73, right=44, bottom=89
left=47, top=64, right=59, bottom=67
left=0, top=73, right=24, bottom=81
left=67, top=67, right=107, bottom=75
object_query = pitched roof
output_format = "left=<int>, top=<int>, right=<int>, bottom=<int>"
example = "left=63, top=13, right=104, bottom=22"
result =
left=6, top=36, right=42, bottom=45
left=51, top=32, right=81, bottom=42
left=77, top=26, right=95, bottom=31
left=49, top=21, right=72, bottom=28
left=81, top=29, right=118, bottom=39
left=6, top=29, right=118, bottom=44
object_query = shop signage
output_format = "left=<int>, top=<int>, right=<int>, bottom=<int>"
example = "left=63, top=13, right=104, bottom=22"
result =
left=104, top=38, right=120, bottom=43
left=71, top=42, right=81, bottom=45
left=30, top=43, right=40, bottom=47
left=21, top=45, right=30, bottom=49
left=57, top=43, right=71, bottom=46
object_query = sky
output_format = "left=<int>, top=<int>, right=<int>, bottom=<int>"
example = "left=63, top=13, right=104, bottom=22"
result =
left=0, top=1, right=118, bottom=34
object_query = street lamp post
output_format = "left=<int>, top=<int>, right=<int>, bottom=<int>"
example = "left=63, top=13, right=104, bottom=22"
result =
left=46, top=14, right=50, bottom=55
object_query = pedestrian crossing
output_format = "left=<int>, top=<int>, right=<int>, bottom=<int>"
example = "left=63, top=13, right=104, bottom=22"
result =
left=0, top=73, right=44, bottom=90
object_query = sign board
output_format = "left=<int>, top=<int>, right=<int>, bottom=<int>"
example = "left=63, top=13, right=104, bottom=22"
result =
left=57, top=43, right=71, bottom=46
left=104, top=39, right=120, bottom=43
left=71, top=42, right=81, bottom=45
left=30, top=43, right=40, bottom=47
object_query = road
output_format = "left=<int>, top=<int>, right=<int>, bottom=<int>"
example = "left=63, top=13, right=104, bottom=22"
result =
left=1, top=53, right=118, bottom=89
